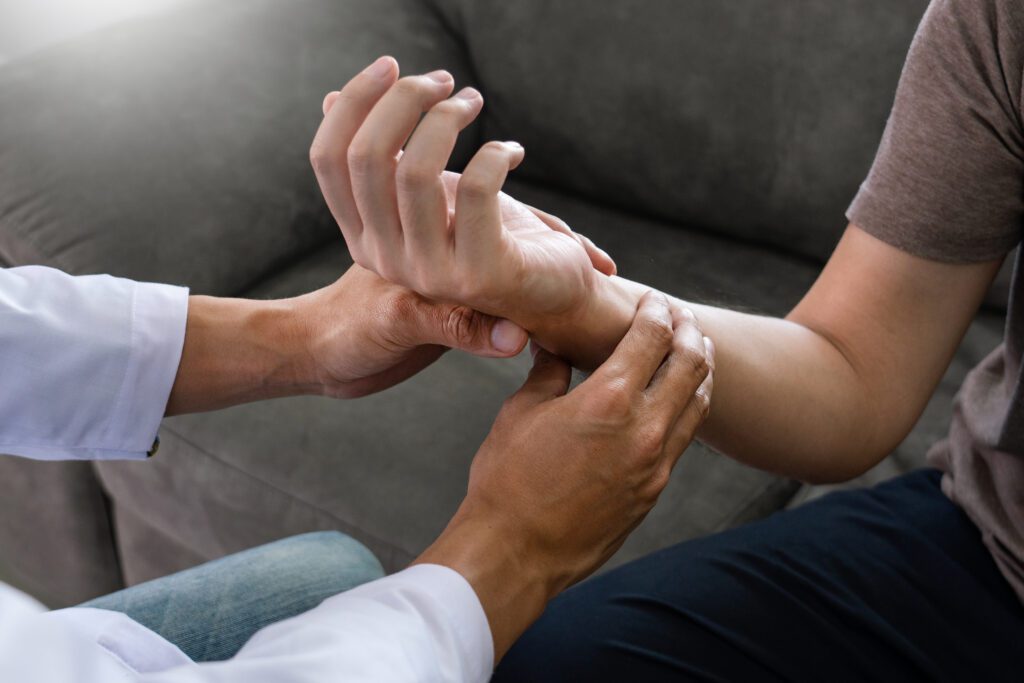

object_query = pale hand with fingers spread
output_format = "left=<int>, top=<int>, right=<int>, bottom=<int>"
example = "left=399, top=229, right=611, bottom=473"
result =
left=310, top=56, right=615, bottom=353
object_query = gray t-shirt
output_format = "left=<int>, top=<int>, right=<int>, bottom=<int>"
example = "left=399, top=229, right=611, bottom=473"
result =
left=847, top=0, right=1024, bottom=598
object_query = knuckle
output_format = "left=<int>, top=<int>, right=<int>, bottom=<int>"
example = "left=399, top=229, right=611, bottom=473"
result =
left=346, top=143, right=375, bottom=177
left=632, top=424, right=665, bottom=463
left=457, top=174, right=494, bottom=200
left=442, top=305, right=482, bottom=347
left=696, top=387, right=712, bottom=418
left=581, top=380, right=634, bottom=422
left=350, top=249, right=370, bottom=270
left=638, top=316, right=673, bottom=346
left=395, top=163, right=436, bottom=193
left=309, top=141, right=339, bottom=176
left=376, top=262, right=402, bottom=285
left=646, top=468, right=671, bottom=499
left=431, top=98, right=468, bottom=118
left=394, top=76, right=427, bottom=98
left=380, top=288, right=418, bottom=322
left=411, top=266, right=451, bottom=301
left=678, top=346, right=709, bottom=377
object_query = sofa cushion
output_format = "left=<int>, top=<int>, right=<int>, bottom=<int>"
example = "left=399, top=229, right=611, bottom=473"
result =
left=0, top=0, right=480, bottom=295
left=438, top=0, right=931, bottom=264
left=95, top=185, right=820, bottom=580
left=0, top=458, right=123, bottom=606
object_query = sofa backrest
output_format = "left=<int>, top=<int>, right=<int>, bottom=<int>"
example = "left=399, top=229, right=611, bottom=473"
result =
left=0, top=0, right=480, bottom=294
left=440, top=0, right=931, bottom=263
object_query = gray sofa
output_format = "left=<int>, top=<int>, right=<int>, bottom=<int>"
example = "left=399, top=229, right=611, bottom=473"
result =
left=0, top=0, right=1006, bottom=608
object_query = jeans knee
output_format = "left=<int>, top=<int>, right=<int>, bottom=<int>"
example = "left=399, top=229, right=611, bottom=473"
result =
left=268, top=531, right=385, bottom=588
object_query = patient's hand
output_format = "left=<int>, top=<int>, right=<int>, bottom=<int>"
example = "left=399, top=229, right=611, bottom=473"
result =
left=310, top=57, right=616, bottom=351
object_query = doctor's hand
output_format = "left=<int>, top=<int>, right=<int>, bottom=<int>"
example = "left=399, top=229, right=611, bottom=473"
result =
left=166, top=264, right=527, bottom=414
left=297, top=264, right=528, bottom=398
left=309, top=57, right=617, bottom=358
left=416, top=292, right=715, bottom=661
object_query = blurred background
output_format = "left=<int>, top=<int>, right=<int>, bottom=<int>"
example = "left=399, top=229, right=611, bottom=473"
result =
left=0, top=0, right=181, bottom=62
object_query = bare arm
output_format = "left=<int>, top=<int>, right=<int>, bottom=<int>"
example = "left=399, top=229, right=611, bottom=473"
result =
left=535, top=225, right=1001, bottom=482
left=310, top=61, right=1003, bottom=484
left=165, top=265, right=528, bottom=415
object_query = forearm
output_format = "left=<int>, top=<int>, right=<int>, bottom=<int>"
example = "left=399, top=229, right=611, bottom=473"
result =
left=165, top=295, right=320, bottom=415
left=530, top=275, right=877, bottom=483
left=414, top=508, right=551, bottom=663
left=680, top=301, right=874, bottom=482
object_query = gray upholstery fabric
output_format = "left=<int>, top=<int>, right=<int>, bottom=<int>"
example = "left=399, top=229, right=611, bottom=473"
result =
left=439, top=0, right=931, bottom=263
left=0, top=0, right=1003, bottom=602
left=0, top=0, right=479, bottom=294
left=0, top=458, right=122, bottom=607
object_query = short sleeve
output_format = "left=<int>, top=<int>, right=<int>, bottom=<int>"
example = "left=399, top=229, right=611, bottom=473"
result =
left=847, top=0, right=1024, bottom=263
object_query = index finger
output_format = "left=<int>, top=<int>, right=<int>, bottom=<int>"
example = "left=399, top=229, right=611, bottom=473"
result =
left=588, top=291, right=675, bottom=393
left=309, top=56, right=399, bottom=245
left=647, top=302, right=710, bottom=424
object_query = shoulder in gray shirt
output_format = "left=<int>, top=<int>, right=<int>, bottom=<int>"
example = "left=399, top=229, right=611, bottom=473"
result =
left=847, top=0, right=1024, bottom=599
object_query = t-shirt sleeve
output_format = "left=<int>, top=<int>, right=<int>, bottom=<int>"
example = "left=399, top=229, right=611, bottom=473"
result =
left=847, top=0, right=1024, bottom=263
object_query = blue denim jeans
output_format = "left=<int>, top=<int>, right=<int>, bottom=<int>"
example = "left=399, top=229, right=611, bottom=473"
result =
left=82, top=531, right=384, bottom=662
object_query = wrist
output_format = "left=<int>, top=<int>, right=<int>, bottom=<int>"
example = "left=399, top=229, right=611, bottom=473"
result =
left=414, top=503, right=557, bottom=661
left=166, top=295, right=320, bottom=415
left=247, top=295, right=325, bottom=397
left=527, top=274, right=647, bottom=371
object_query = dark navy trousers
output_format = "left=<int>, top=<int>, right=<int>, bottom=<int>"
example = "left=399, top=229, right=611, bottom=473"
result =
left=494, top=470, right=1024, bottom=682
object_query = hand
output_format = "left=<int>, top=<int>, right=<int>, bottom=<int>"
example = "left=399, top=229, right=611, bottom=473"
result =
left=166, top=264, right=528, bottom=413
left=415, top=292, right=715, bottom=660
left=309, top=56, right=616, bottom=336
left=295, top=264, right=528, bottom=399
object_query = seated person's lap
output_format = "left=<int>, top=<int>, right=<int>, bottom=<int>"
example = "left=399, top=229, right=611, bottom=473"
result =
left=82, top=531, right=384, bottom=662
left=494, top=470, right=1024, bottom=682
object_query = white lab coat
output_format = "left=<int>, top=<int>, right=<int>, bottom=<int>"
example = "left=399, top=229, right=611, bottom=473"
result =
left=0, top=266, right=492, bottom=682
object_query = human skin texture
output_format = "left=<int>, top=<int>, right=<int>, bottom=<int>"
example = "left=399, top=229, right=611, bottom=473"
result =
left=165, top=264, right=531, bottom=414
left=416, top=292, right=713, bottom=659
left=312, top=56, right=1004, bottom=485
left=310, top=56, right=719, bottom=662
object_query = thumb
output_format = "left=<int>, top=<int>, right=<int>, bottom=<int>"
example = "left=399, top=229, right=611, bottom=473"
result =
left=418, top=303, right=528, bottom=358
left=511, top=346, right=572, bottom=407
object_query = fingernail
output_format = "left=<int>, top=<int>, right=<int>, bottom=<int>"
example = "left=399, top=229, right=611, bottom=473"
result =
left=703, top=336, right=716, bottom=364
left=427, top=69, right=453, bottom=84
left=362, top=56, right=393, bottom=79
left=456, top=86, right=481, bottom=100
left=491, top=319, right=524, bottom=354
left=503, top=140, right=524, bottom=150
